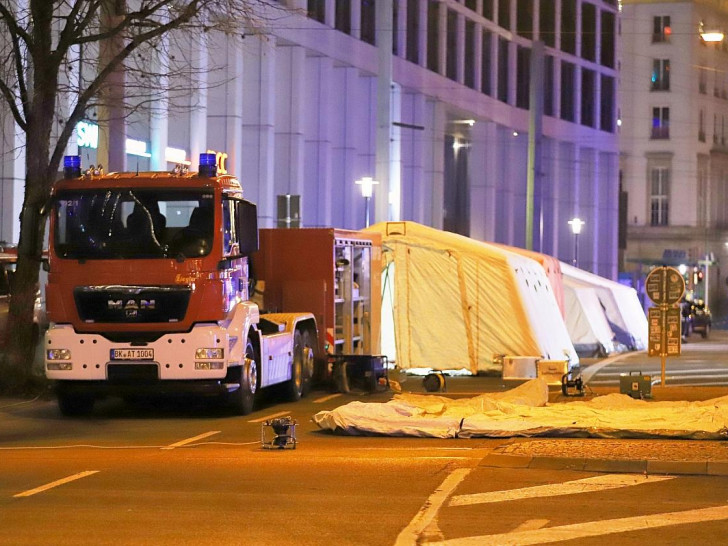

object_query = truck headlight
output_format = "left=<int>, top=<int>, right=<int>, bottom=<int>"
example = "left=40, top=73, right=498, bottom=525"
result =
left=47, top=348, right=72, bottom=360
left=195, top=348, right=224, bottom=359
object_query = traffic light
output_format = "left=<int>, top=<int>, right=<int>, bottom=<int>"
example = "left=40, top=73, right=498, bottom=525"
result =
left=692, top=270, right=704, bottom=284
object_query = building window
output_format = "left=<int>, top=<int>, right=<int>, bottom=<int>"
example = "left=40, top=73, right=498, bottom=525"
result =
left=540, top=1, right=556, bottom=48
left=651, top=59, right=670, bottom=91
left=361, top=0, right=376, bottom=45
left=498, top=0, right=511, bottom=30
left=581, top=69, right=596, bottom=127
left=699, top=68, right=707, bottom=94
left=481, top=30, right=492, bottom=96
left=427, top=1, right=439, bottom=73
left=498, top=37, right=510, bottom=103
left=600, top=11, right=615, bottom=68
left=653, top=15, right=671, bottom=43
left=715, top=114, right=720, bottom=144
left=544, top=56, right=555, bottom=117
left=446, top=9, right=458, bottom=81
left=650, top=167, right=670, bottom=226
left=561, top=0, right=577, bottom=54
left=335, top=0, right=350, bottom=34
left=406, top=0, right=420, bottom=64
left=581, top=2, right=596, bottom=62
left=699, top=109, right=706, bottom=142
left=651, top=107, right=669, bottom=139
left=516, top=46, right=530, bottom=109
left=600, top=74, right=615, bottom=132
left=464, top=19, right=476, bottom=89
left=561, top=61, right=576, bottom=122
left=483, top=0, right=494, bottom=20
left=308, top=0, right=325, bottom=23
left=516, top=0, right=534, bottom=40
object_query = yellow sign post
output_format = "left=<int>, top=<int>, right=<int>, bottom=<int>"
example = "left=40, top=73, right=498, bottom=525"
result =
left=645, top=266, right=685, bottom=386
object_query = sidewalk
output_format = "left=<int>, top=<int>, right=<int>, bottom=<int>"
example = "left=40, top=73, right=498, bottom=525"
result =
left=483, top=332, right=728, bottom=476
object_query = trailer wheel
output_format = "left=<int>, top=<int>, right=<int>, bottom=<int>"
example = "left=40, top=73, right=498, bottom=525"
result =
left=57, top=385, right=95, bottom=417
left=230, top=338, right=259, bottom=415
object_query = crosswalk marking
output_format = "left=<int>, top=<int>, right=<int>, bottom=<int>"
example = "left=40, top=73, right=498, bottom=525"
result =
left=449, top=474, right=673, bottom=507
left=433, top=504, right=728, bottom=545
left=395, top=468, right=472, bottom=546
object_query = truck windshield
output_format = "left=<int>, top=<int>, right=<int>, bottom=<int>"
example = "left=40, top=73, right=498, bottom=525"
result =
left=54, top=189, right=215, bottom=259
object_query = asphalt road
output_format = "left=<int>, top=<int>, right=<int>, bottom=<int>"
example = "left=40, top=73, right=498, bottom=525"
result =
left=3, top=375, right=728, bottom=545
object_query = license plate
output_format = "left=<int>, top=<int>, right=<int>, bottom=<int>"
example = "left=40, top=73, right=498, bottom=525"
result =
left=110, top=348, right=154, bottom=361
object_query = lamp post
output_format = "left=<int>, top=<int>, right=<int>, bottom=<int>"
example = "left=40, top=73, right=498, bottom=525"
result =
left=355, top=177, right=379, bottom=227
left=568, top=217, right=585, bottom=268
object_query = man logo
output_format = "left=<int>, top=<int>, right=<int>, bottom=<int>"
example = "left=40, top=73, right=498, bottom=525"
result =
left=108, top=299, right=156, bottom=310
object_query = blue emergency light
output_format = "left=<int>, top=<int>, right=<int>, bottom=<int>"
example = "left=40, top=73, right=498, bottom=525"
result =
left=63, top=155, right=82, bottom=178
left=198, top=153, right=217, bottom=177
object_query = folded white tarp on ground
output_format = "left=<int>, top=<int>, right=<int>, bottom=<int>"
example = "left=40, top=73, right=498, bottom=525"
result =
left=367, top=222, right=577, bottom=374
left=312, top=379, right=728, bottom=440
left=561, top=262, right=648, bottom=350
left=562, top=277, right=617, bottom=356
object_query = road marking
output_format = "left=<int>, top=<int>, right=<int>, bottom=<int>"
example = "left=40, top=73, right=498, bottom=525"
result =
left=395, top=468, right=472, bottom=546
left=162, top=431, right=220, bottom=450
left=313, top=394, right=342, bottom=404
left=449, top=474, right=673, bottom=507
left=580, top=353, right=633, bottom=383
left=434, top=504, right=728, bottom=545
left=14, top=471, right=99, bottom=498
left=248, top=411, right=290, bottom=423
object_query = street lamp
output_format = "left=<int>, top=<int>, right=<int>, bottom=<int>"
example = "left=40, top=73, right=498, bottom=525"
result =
left=568, top=217, right=585, bottom=267
left=355, top=177, right=379, bottom=228
left=700, top=21, right=724, bottom=43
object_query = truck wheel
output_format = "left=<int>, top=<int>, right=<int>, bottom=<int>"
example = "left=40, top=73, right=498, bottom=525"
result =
left=230, top=338, right=259, bottom=415
left=300, top=330, right=315, bottom=397
left=285, top=330, right=312, bottom=401
left=57, top=387, right=95, bottom=417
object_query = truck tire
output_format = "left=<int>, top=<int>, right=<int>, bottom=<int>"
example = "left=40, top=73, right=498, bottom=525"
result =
left=230, top=337, right=259, bottom=415
left=285, top=329, right=313, bottom=401
left=57, top=385, right=95, bottom=417
left=300, top=329, right=315, bottom=397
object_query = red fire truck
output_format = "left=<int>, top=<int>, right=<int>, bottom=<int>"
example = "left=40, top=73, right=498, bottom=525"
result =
left=44, top=154, right=317, bottom=415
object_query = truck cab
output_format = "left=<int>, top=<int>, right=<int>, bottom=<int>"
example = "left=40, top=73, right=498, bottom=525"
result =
left=45, top=155, right=317, bottom=415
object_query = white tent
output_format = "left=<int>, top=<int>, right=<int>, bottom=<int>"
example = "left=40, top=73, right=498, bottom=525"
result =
left=367, top=222, right=578, bottom=374
left=562, top=276, right=617, bottom=356
left=561, top=262, right=648, bottom=350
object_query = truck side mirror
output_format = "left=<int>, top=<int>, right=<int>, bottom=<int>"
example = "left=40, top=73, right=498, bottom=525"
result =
left=237, top=199, right=259, bottom=256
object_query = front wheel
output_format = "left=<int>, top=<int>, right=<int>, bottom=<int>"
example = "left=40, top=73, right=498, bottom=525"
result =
left=701, top=324, right=711, bottom=339
left=229, top=338, right=259, bottom=415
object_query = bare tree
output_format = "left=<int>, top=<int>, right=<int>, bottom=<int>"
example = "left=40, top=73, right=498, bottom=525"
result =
left=0, top=0, right=280, bottom=393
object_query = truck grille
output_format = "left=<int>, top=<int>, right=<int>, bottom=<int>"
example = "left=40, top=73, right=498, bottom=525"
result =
left=74, top=285, right=192, bottom=323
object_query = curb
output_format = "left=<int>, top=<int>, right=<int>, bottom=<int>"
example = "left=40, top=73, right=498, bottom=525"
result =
left=479, top=453, right=728, bottom=476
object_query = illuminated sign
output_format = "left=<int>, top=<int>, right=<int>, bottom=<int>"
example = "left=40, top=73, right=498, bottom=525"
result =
left=126, top=138, right=151, bottom=158
left=165, top=147, right=190, bottom=165
left=77, top=121, right=99, bottom=149
left=206, top=149, right=228, bottom=175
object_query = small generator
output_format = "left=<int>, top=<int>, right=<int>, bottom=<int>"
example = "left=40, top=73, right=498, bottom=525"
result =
left=619, top=371, right=653, bottom=399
